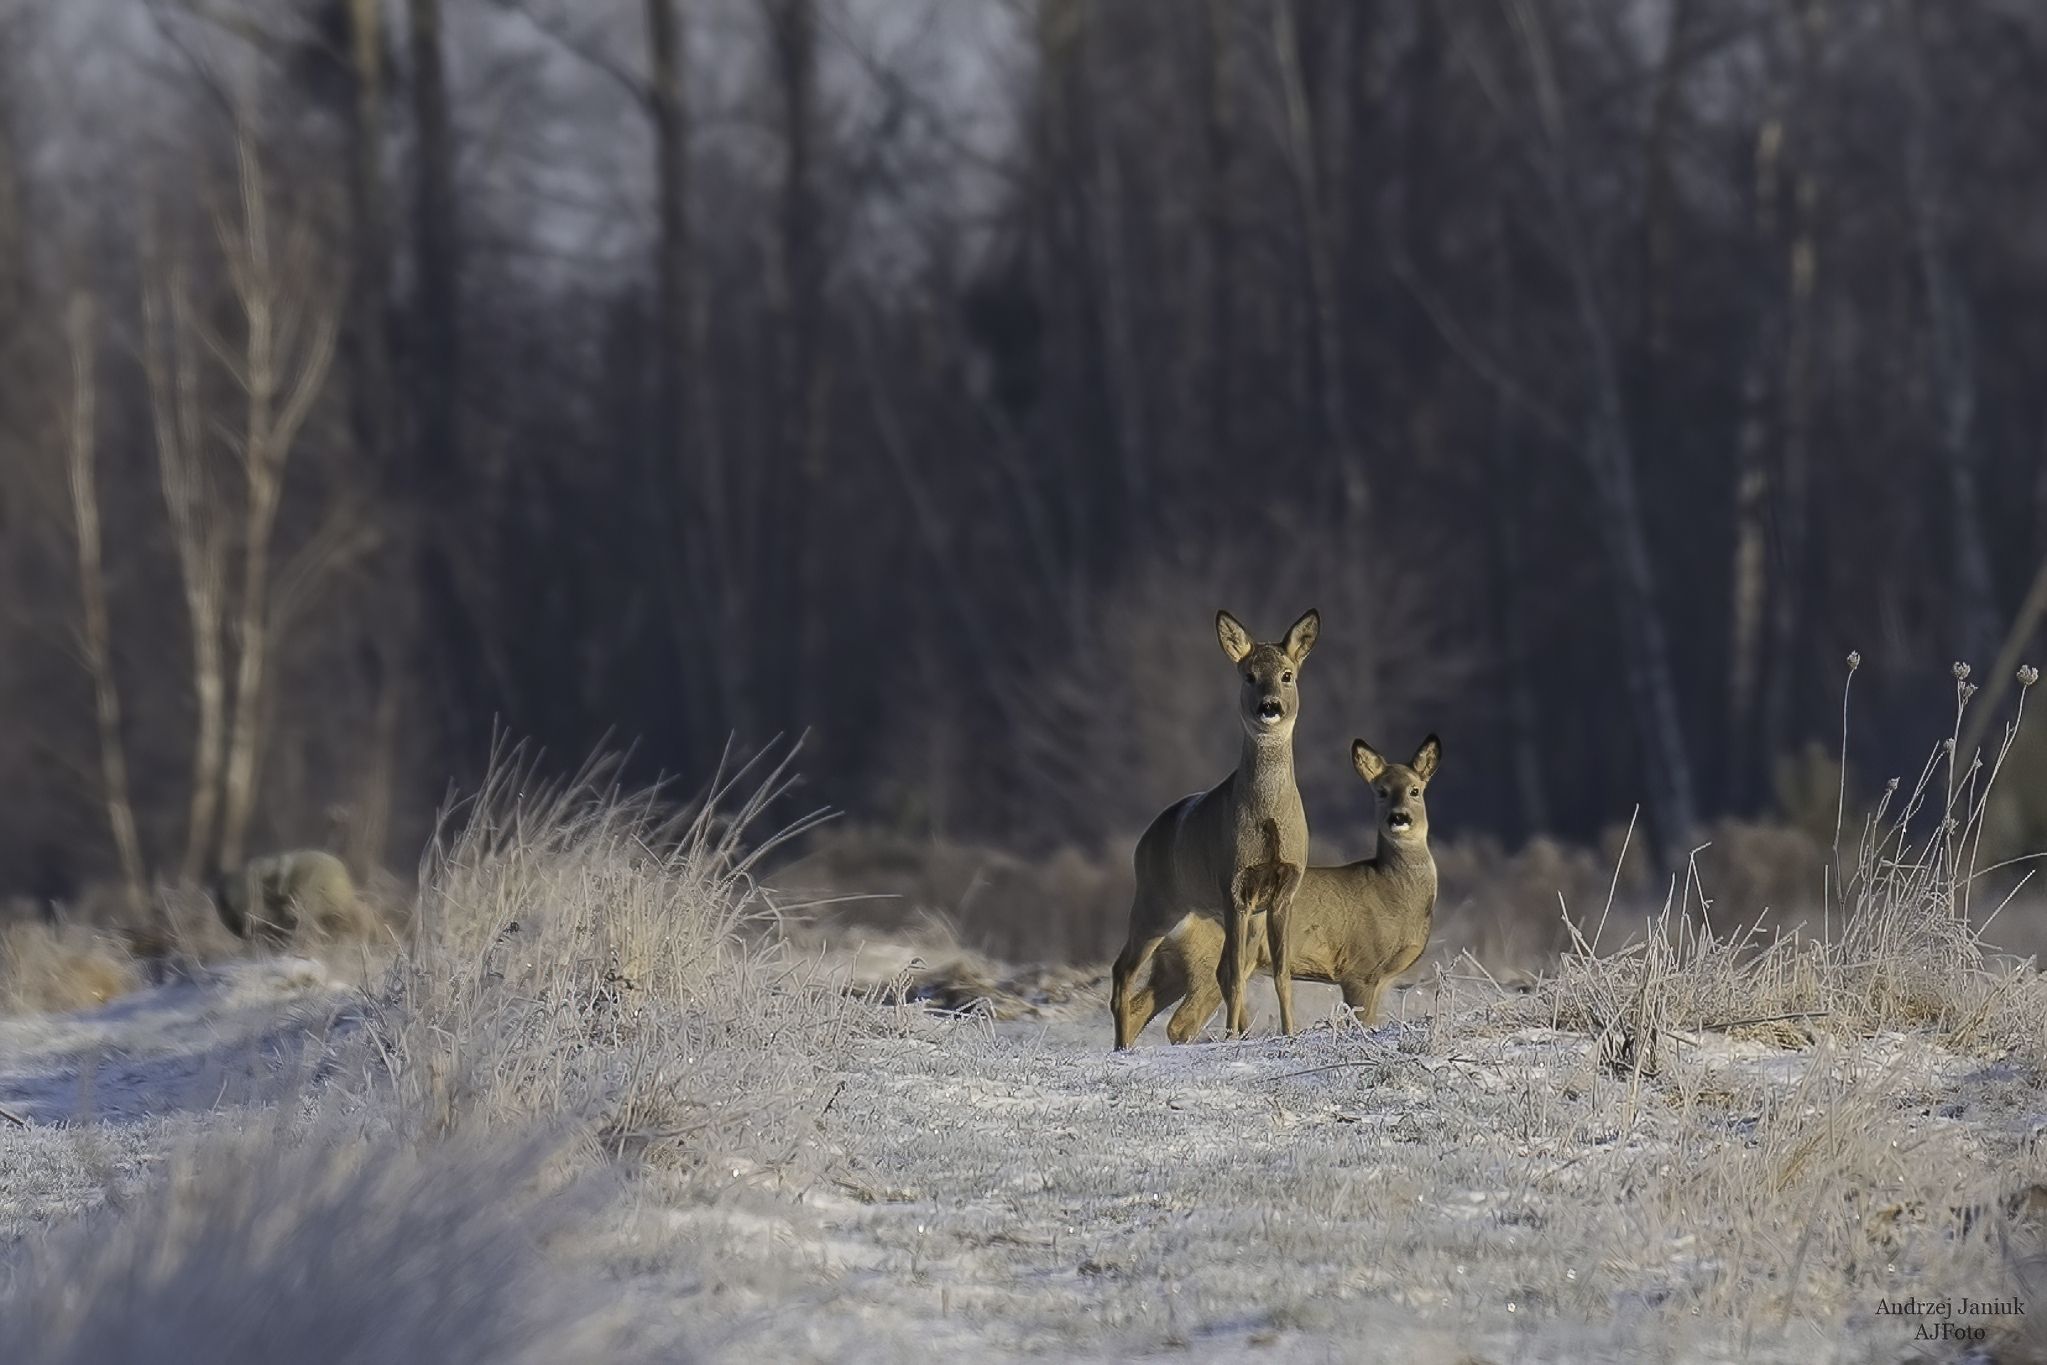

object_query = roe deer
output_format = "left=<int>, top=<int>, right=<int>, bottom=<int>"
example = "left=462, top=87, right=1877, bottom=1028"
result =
left=1120, top=735, right=1441, bottom=1044
left=211, top=849, right=373, bottom=947
left=1110, top=608, right=1319, bottom=1049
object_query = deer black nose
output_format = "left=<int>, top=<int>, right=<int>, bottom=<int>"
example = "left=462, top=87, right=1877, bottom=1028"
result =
left=1257, top=699, right=1283, bottom=720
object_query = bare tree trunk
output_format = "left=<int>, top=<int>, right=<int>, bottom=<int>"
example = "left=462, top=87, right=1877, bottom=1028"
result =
left=141, top=247, right=230, bottom=883
left=1081, top=25, right=1147, bottom=526
left=216, top=137, right=342, bottom=871
left=1037, top=0, right=1088, bottom=625
left=643, top=0, right=735, bottom=759
left=1761, top=159, right=1818, bottom=781
left=768, top=0, right=826, bottom=738
left=1507, top=0, right=1698, bottom=860
left=1725, top=112, right=1783, bottom=810
left=1485, top=214, right=1549, bottom=838
left=344, top=0, right=394, bottom=477
left=1199, top=0, right=1236, bottom=466
left=405, top=0, right=489, bottom=773
left=409, top=0, right=457, bottom=472
left=62, top=294, right=147, bottom=917
left=1896, top=0, right=1997, bottom=667
left=1634, top=0, right=1696, bottom=379
left=0, top=78, right=21, bottom=325
left=1273, top=0, right=1365, bottom=521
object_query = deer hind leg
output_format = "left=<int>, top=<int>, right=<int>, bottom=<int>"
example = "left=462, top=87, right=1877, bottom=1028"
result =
left=1126, top=942, right=1194, bottom=1046
left=1340, top=975, right=1389, bottom=1026
left=1111, top=920, right=1168, bottom=1051
left=1260, top=864, right=1304, bottom=1037
left=1166, top=969, right=1224, bottom=1043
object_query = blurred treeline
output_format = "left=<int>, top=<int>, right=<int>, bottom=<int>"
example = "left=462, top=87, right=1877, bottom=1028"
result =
left=3, top=0, right=2047, bottom=910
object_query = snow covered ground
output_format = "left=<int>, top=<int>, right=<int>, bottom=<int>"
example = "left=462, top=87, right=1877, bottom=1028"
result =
left=7, top=956, right=2043, bottom=1363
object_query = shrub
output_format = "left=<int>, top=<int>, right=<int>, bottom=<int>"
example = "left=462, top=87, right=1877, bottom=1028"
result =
left=0, top=920, right=141, bottom=1015
left=367, top=744, right=867, bottom=1178
left=0, top=1130, right=656, bottom=1365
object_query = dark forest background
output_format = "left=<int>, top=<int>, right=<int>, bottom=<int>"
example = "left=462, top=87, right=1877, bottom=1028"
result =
left=3, top=0, right=2047, bottom=929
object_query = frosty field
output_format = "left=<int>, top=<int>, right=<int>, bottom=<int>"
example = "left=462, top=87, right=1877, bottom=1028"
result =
left=4, top=946, right=2045, bottom=1364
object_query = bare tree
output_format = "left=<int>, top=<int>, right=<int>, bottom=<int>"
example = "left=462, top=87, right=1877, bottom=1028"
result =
left=642, top=0, right=739, bottom=747
left=61, top=292, right=148, bottom=917
left=335, top=0, right=394, bottom=470
left=1724, top=99, right=1784, bottom=810
left=140, top=239, right=231, bottom=883
left=1484, top=0, right=1700, bottom=858
left=213, top=135, right=342, bottom=871
left=1273, top=0, right=1366, bottom=521
left=1759, top=0, right=1825, bottom=799
left=1198, top=0, right=1236, bottom=465
left=1483, top=208, right=1550, bottom=839
left=766, top=0, right=827, bottom=738
left=1895, top=0, right=1998, bottom=668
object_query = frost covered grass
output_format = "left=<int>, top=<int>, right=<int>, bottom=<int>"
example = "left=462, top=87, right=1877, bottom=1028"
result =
left=1536, top=662, right=2047, bottom=1075
left=362, top=744, right=871, bottom=1178
left=0, top=920, right=142, bottom=1016
left=4, top=680, right=2047, bottom=1362
left=0, top=1131, right=654, bottom=1365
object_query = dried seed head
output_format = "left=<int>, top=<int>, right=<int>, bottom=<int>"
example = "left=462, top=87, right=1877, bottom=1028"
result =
left=1847, top=650, right=1862, bottom=671
left=1962, top=682, right=1979, bottom=703
left=1886, top=776, right=1901, bottom=792
left=2020, top=664, right=2041, bottom=689
left=1943, top=737, right=1956, bottom=753
left=1954, top=661, right=1972, bottom=681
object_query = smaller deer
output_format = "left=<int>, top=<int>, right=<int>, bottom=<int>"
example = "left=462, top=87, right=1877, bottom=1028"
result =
left=1118, top=735, right=1441, bottom=1044
left=1111, top=608, right=1319, bottom=1049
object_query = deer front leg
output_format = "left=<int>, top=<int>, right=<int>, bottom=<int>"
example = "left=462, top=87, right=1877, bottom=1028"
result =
left=1264, top=865, right=1302, bottom=1037
left=1221, top=889, right=1262, bottom=1037
left=1217, top=899, right=1244, bottom=1037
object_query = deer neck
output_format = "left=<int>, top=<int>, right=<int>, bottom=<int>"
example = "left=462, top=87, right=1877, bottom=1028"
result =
left=1371, top=832, right=1436, bottom=886
left=1237, top=730, right=1298, bottom=810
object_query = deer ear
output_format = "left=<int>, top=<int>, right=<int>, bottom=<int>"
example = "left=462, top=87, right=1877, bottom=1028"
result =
left=1411, top=734, right=1442, bottom=783
left=1353, top=739, right=1387, bottom=782
left=1216, top=610, right=1254, bottom=663
left=1283, top=608, right=1320, bottom=664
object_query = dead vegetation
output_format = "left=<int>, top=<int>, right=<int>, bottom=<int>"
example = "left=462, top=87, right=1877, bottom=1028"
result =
left=362, top=744, right=873, bottom=1180
left=1533, top=667, right=2047, bottom=1080
left=0, top=1129, right=656, bottom=1365
left=5, top=679, right=2047, bottom=1360
left=0, top=921, right=141, bottom=1015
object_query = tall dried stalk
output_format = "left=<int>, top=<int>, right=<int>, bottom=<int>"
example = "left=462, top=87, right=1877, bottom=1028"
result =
left=61, top=293, right=147, bottom=918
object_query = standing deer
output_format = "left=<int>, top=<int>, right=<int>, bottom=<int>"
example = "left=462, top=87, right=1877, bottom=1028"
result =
left=1119, top=736, right=1442, bottom=1044
left=1110, top=608, right=1319, bottom=1049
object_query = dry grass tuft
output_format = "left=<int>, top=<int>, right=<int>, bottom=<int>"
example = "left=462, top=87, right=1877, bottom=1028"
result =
left=0, top=1130, right=659, bottom=1365
left=1533, top=670, right=2047, bottom=1070
left=0, top=920, right=142, bottom=1015
left=364, top=744, right=871, bottom=1178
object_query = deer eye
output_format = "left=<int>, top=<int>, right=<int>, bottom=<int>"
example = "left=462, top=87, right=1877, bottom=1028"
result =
left=1281, top=671, right=1294, bottom=684
left=1410, top=787, right=1421, bottom=798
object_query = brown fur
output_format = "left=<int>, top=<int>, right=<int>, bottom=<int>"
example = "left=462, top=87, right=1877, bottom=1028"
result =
left=1122, top=735, right=1442, bottom=1044
left=1110, top=608, right=1318, bottom=1048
